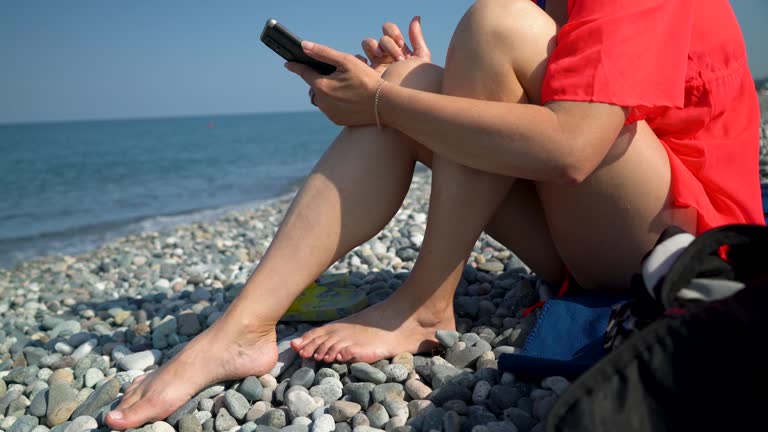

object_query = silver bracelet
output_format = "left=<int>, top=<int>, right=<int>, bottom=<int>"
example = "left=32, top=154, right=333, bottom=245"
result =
left=374, top=79, right=387, bottom=129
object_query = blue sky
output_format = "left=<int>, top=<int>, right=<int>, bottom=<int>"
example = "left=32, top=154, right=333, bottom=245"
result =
left=1, top=0, right=766, bottom=124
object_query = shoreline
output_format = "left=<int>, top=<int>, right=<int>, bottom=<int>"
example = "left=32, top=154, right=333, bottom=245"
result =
left=0, top=170, right=555, bottom=432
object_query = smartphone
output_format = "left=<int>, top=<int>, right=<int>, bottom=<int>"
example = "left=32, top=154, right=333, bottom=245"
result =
left=260, top=18, right=336, bottom=75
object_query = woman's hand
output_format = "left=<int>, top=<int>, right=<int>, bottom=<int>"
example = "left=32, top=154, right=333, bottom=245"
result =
left=285, top=41, right=383, bottom=127
left=362, top=16, right=431, bottom=75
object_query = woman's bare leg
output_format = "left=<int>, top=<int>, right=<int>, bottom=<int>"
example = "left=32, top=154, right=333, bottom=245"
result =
left=105, top=63, right=446, bottom=430
left=295, top=0, right=698, bottom=362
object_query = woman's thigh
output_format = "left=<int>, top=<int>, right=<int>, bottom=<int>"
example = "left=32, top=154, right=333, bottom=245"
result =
left=449, top=0, right=696, bottom=290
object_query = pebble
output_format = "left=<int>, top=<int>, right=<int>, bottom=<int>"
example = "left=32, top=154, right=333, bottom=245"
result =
left=329, top=401, right=361, bottom=422
left=403, top=380, right=431, bottom=400
left=286, top=391, right=318, bottom=419
left=290, top=368, right=316, bottom=389
left=382, top=365, right=408, bottom=383
left=435, top=330, right=461, bottom=349
left=179, top=414, right=203, bottom=432
left=215, top=409, right=238, bottom=432
left=63, top=416, right=97, bottom=432
left=350, top=363, right=386, bottom=385
left=365, top=403, right=389, bottom=429
left=8, top=415, right=39, bottom=432
left=541, top=376, right=569, bottom=396
left=46, top=382, right=79, bottom=426
left=238, top=376, right=265, bottom=403
left=309, top=384, right=342, bottom=405
left=255, top=409, right=286, bottom=429
left=224, top=390, right=251, bottom=421
left=117, top=349, right=162, bottom=371
left=311, top=414, right=335, bottom=432
left=0, top=172, right=570, bottom=432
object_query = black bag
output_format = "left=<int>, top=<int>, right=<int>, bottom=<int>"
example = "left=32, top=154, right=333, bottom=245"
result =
left=546, top=224, right=768, bottom=432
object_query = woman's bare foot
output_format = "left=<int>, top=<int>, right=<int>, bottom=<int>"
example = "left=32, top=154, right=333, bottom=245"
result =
left=290, top=288, right=456, bottom=363
left=105, top=315, right=278, bottom=430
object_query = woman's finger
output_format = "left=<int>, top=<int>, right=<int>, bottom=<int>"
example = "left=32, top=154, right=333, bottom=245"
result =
left=378, top=35, right=403, bottom=61
left=354, top=54, right=369, bottom=65
left=382, top=22, right=405, bottom=49
left=361, top=38, right=382, bottom=63
left=408, top=16, right=430, bottom=61
left=301, top=41, right=350, bottom=67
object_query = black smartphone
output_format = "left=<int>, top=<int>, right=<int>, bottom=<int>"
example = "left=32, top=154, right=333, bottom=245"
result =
left=260, top=18, right=336, bottom=75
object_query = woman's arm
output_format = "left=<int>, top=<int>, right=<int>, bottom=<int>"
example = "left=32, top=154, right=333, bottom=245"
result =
left=287, top=41, right=628, bottom=183
left=380, top=84, right=628, bottom=183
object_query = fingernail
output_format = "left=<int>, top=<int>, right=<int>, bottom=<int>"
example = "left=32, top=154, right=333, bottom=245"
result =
left=397, top=56, right=405, bottom=61
left=301, top=40, right=314, bottom=51
left=417, top=16, right=422, bottom=23
left=397, top=40, right=405, bottom=48
left=109, top=411, right=123, bottom=420
left=293, top=337, right=303, bottom=345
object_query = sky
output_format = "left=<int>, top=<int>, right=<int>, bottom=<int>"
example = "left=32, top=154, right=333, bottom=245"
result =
left=1, top=0, right=766, bottom=124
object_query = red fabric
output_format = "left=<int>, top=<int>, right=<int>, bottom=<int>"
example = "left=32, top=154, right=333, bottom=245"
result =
left=540, top=0, right=764, bottom=234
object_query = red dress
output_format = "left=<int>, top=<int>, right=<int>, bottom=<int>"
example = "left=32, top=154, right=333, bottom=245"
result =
left=539, top=0, right=764, bottom=234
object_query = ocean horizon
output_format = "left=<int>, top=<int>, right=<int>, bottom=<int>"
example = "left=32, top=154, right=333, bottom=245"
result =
left=0, top=111, right=340, bottom=269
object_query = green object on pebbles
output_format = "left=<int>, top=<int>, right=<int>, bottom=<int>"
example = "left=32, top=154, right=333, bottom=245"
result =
left=281, top=283, right=368, bottom=322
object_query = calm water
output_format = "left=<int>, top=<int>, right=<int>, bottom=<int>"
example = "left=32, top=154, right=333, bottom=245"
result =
left=0, top=112, right=339, bottom=268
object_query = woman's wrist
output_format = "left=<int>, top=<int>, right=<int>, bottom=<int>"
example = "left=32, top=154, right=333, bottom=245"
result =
left=374, top=79, right=387, bottom=129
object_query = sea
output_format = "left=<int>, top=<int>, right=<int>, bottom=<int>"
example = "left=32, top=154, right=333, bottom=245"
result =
left=0, top=112, right=340, bottom=269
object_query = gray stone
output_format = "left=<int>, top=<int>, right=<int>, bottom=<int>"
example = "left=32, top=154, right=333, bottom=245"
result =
left=151, top=421, right=176, bottom=432
left=311, top=414, right=335, bottom=432
left=366, top=403, right=389, bottom=429
left=350, top=363, right=386, bottom=384
left=382, top=365, right=408, bottom=383
left=177, top=313, right=202, bottom=337
left=428, top=383, right=472, bottom=406
left=351, top=413, right=369, bottom=428
left=280, top=426, right=308, bottom=432
left=238, top=376, right=265, bottom=403
left=445, top=343, right=484, bottom=369
left=541, top=376, right=569, bottom=396
left=371, top=384, right=404, bottom=404
left=472, top=380, right=492, bottom=404
left=8, top=415, right=39, bottom=432
left=478, top=260, right=504, bottom=273
left=290, top=368, right=316, bottom=390
left=532, top=395, right=557, bottom=420
left=245, top=401, right=270, bottom=422
left=117, top=350, right=162, bottom=371
left=46, top=382, right=79, bottom=426
left=380, top=399, right=408, bottom=420
left=313, top=369, right=340, bottom=386
left=309, top=384, right=342, bottom=405
left=215, top=409, right=238, bottom=432
left=343, top=383, right=374, bottom=409
left=224, top=390, right=251, bottom=421
left=286, top=391, right=317, bottom=419
left=467, top=405, right=497, bottom=429
left=443, top=411, right=461, bottom=432
left=70, top=378, right=120, bottom=419
left=269, top=338, right=298, bottom=378
left=430, top=364, right=462, bottom=389
left=29, top=389, right=48, bottom=417
left=489, top=385, right=524, bottom=412
left=435, top=330, right=460, bottom=349
left=255, top=410, right=286, bottom=429
left=179, top=414, right=203, bottom=432
left=403, top=379, right=431, bottom=401
left=421, top=407, right=446, bottom=432
left=503, top=407, right=537, bottom=432
left=62, top=416, right=97, bottom=432
left=486, top=422, right=518, bottom=432
left=329, top=400, right=361, bottom=422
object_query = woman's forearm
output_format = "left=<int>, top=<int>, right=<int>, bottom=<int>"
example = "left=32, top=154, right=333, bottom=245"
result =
left=379, top=83, right=612, bottom=183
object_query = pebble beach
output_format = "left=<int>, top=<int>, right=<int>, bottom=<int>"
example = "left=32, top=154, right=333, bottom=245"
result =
left=1, top=91, right=765, bottom=432
left=0, top=171, right=560, bottom=432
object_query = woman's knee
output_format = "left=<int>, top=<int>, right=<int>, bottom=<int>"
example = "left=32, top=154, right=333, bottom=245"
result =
left=381, top=59, right=443, bottom=93
left=445, top=0, right=556, bottom=101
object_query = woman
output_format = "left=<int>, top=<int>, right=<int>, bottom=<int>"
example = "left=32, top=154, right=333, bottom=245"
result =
left=106, top=0, right=763, bottom=428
